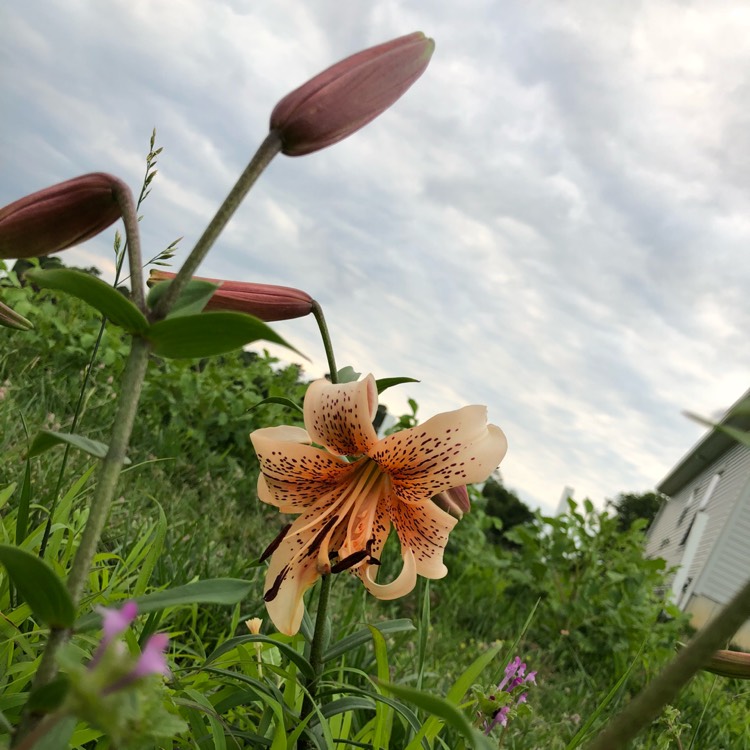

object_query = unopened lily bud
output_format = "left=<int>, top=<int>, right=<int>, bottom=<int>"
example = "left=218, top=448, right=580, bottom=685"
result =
left=270, top=32, right=435, bottom=156
left=148, top=270, right=314, bottom=321
left=0, top=173, right=123, bottom=259
left=0, top=299, right=33, bottom=331
left=433, top=485, right=471, bottom=519
left=245, top=617, right=263, bottom=635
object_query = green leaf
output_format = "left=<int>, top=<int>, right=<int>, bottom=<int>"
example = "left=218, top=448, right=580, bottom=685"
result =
left=75, top=578, right=253, bottom=630
left=323, top=618, right=415, bottom=662
left=146, top=279, right=219, bottom=318
left=26, top=675, right=71, bottom=712
left=24, top=268, right=149, bottom=334
left=413, top=641, right=504, bottom=747
left=336, top=366, right=361, bottom=383
left=205, top=635, right=314, bottom=680
left=320, top=696, right=375, bottom=718
left=147, top=311, right=302, bottom=359
left=26, top=715, right=77, bottom=750
left=0, top=482, right=16, bottom=511
left=685, top=411, right=750, bottom=448
left=382, top=682, right=494, bottom=750
left=133, top=501, right=167, bottom=595
left=564, top=640, right=645, bottom=749
left=15, top=460, right=32, bottom=545
left=27, top=429, right=131, bottom=465
left=376, top=376, right=420, bottom=393
left=0, top=545, right=75, bottom=627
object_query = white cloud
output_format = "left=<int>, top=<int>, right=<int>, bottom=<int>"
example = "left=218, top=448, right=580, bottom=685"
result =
left=3, top=0, right=749, bottom=515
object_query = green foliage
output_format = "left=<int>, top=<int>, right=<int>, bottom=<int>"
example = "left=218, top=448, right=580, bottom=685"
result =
left=608, top=490, right=666, bottom=532
left=502, top=499, right=687, bottom=677
left=3, top=260, right=750, bottom=748
left=482, top=475, right=534, bottom=548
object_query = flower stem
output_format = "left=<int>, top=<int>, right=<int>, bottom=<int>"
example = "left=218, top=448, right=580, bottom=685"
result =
left=312, top=301, right=338, bottom=383
left=150, top=131, right=282, bottom=321
left=112, top=179, right=145, bottom=311
left=586, top=575, right=750, bottom=749
left=299, top=573, right=333, bottom=743
left=296, top=305, right=339, bottom=747
left=16, top=336, right=151, bottom=743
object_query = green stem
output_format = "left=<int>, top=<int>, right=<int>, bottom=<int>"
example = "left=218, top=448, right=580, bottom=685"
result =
left=151, top=131, right=283, bottom=321
left=298, top=306, right=339, bottom=745
left=312, top=301, right=338, bottom=382
left=17, top=336, right=151, bottom=739
left=299, top=573, right=333, bottom=742
left=13, top=711, right=67, bottom=750
left=586, top=575, right=750, bottom=749
left=39, top=321, right=108, bottom=558
left=112, top=179, right=145, bottom=311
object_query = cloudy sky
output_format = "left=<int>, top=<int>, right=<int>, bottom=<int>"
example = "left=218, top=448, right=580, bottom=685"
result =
left=3, top=1, right=750, bottom=512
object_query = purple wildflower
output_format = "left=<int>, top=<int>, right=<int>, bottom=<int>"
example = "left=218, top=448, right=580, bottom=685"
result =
left=89, top=601, right=138, bottom=668
left=97, top=601, right=138, bottom=644
left=483, top=655, right=537, bottom=735
left=88, top=601, right=172, bottom=694
left=132, top=634, right=171, bottom=680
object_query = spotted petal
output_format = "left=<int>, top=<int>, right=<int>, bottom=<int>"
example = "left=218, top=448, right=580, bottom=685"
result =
left=263, top=502, right=347, bottom=635
left=371, top=406, right=507, bottom=502
left=251, top=425, right=356, bottom=512
left=304, top=375, right=379, bottom=456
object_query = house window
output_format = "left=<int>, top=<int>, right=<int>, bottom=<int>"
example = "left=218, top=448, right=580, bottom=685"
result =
left=677, top=487, right=699, bottom=526
left=679, top=516, right=695, bottom=546
left=697, top=471, right=722, bottom=511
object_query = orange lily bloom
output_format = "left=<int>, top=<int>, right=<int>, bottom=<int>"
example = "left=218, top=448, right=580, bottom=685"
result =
left=250, top=374, right=507, bottom=635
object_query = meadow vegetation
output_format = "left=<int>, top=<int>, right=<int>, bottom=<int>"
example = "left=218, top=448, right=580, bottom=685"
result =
left=2, top=273, right=748, bottom=748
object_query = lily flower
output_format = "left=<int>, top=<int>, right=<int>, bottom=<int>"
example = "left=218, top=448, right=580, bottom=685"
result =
left=0, top=173, right=123, bottom=259
left=148, top=269, right=314, bottom=321
left=250, top=374, right=507, bottom=635
left=270, top=32, right=435, bottom=156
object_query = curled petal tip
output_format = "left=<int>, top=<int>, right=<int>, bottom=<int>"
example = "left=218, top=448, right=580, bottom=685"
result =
left=270, top=32, right=435, bottom=156
left=0, top=173, right=124, bottom=259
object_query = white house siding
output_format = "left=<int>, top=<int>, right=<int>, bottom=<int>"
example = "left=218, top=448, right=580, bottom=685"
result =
left=645, top=441, right=750, bottom=603
left=694, top=469, right=750, bottom=604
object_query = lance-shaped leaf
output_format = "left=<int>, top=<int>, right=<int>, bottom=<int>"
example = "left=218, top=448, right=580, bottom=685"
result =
left=25, top=268, right=148, bottom=334
left=75, top=578, right=253, bottom=631
left=147, top=311, right=302, bottom=359
left=27, top=429, right=131, bottom=464
left=0, top=545, right=75, bottom=628
left=146, top=278, right=219, bottom=318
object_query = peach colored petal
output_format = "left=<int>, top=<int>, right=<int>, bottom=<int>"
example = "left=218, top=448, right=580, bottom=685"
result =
left=251, top=426, right=355, bottom=511
left=263, top=507, right=347, bottom=635
left=390, top=493, right=457, bottom=579
left=371, top=407, right=507, bottom=501
left=304, top=375, right=379, bottom=456
left=361, top=548, right=418, bottom=600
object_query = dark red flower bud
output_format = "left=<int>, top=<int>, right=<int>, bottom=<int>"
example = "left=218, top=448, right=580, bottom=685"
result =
left=148, top=270, right=314, bottom=322
left=0, top=173, right=123, bottom=259
left=270, top=32, right=435, bottom=156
